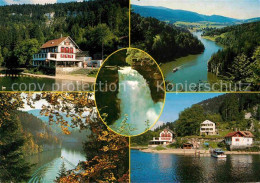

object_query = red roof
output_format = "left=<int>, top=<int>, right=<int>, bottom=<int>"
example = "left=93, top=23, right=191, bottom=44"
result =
left=40, top=37, right=68, bottom=49
left=225, top=131, right=254, bottom=138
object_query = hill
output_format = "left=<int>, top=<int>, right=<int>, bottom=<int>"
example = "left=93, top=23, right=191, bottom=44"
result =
left=205, top=21, right=260, bottom=90
left=0, top=0, right=128, bottom=67
left=131, top=12, right=204, bottom=63
left=27, top=109, right=90, bottom=143
left=132, top=5, right=239, bottom=23
left=16, top=110, right=61, bottom=155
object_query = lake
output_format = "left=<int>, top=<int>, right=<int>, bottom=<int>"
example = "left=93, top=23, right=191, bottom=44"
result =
left=131, top=150, right=260, bottom=182
left=27, top=143, right=85, bottom=183
left=0, top=76, right=93, bottom=91
left=161, top=31, right=222, bottom=91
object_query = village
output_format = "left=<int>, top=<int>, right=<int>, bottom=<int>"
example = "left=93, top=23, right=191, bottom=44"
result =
left=134, top=119, right=260, bottom=156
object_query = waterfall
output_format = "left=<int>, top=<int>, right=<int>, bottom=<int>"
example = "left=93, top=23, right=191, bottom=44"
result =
left=113, top=67, right=163, bottom=135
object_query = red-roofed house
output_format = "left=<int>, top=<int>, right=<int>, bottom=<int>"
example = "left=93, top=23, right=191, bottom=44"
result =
left=33, top=36, right=82, bottom=67
left=225, top=131, right=254, bottom=150
left=149, top=128, right=176, bottom=147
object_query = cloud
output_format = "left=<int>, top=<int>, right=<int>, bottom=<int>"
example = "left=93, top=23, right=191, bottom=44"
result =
left=4, top=0, right=57, bottom=5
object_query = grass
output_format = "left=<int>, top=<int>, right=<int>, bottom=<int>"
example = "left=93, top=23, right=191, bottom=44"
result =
left=154, top=145, right=166, bottom=151
left=24, top=68, right=44, bottom=75
left=202, top=32, right=227, bottom=42
left=71, top=68, right=98, bottom=77
left=174, top=21, right=226, bottom=32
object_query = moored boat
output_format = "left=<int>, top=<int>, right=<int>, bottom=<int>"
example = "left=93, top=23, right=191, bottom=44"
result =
left=172, top=67, right=180, bottom=73
left=211, top=149, right=227, bottom=158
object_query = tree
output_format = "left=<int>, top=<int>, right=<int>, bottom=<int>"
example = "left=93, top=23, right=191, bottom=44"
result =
left=220, top=94, right=241, bottom=121
left=56, top=161, right=67, bottom=182
left=0, top=46, right=3, bottom=66
left=229, top=53, right=254, bottom=81
left=0, top=113, right=31, bottom=182
left=86, top=24, right=117, bottom=56
left=175, top=104, right=206, bottom=136
left=14, top=39, right=40, bottom=66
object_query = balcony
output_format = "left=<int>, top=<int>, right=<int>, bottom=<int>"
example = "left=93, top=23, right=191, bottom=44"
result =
left=152, top=137, right=172, bottom=142
left=33, top=53, right=76, bottom=61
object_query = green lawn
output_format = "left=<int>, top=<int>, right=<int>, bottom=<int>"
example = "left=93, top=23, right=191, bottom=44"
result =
left=71, top=68, right=98, bottom=77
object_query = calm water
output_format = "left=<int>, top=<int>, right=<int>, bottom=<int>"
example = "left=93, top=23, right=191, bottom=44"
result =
left=0, top=76, right=93, bottom=91
left=131, top=150, right=260, bottom=182
left=161, top=32, right=222, bottom=90
left=27, top=144, right=85, bottom=183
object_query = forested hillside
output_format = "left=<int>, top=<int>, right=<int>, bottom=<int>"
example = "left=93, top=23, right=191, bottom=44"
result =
left=131, top=13, right=204, bottom=63
left=204, top=21, right=260, bottom=89
left=132, top=5, right=239, bottom=23
left=0, top=0, right=128, bottom=67
left=17, top=111, right=61, bottom=155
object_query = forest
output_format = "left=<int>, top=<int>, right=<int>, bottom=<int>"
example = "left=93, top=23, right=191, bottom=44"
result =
left=131, top=12, right=205, bottom=63
left=17, top=110, right=61, bottom=156
left=0, top=0, right=129, bottom=67
left=204, top=21, right=260, bottom=90
left=132, top=94, right=260, bottom=145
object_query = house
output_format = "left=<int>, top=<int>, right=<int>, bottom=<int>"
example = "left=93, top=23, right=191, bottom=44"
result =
left=33, top=36, right=83, bottom=68
left=225, top=131, right=254, bottom=150
left=200, top=120, right=218, bottom=135
left=149, top=128, right=175, bottom=147
left=77, top=51, right=103, bottom=68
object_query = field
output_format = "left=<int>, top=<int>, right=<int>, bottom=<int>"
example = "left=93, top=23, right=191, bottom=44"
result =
left=174, top=21, right=226, bottom=32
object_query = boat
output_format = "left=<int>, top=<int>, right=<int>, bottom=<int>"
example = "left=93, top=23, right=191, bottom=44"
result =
left=211, top=148, right=227, bottom=158
left=172, top=67, right=180, bottom=73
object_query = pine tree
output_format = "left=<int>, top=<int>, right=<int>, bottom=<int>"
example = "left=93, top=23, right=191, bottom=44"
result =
left=229, top=53, right=254, bottom=81
left=0, top=113, right=31, bottom=182
left=56, top=161, right=67, bottom=182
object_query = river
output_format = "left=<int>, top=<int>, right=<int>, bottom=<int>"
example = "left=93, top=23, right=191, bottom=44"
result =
left=161, top=31, right=222, bottom=91
left=131, top=150, right=260, bottom=182
left=27, top=143, right=85, bottom=183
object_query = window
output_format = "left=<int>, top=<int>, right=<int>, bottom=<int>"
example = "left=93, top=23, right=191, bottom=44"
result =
left=65, top=47, right=69, bottom=53
left=70, top=48, right=73, bottom=53
left=235, top=138, right=239, bottom=141
left=61, top=47, right=65, bottom=53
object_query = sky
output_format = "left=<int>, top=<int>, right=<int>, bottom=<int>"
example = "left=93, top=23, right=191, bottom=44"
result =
left=153, top=93, right=223, bottom=129
left=131, top=0, right=260, bottom=19
left=0, top=0, right=83, bottom=5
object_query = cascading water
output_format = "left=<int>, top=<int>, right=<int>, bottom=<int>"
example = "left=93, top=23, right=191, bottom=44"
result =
left=113, top=67, right=163, bottom=135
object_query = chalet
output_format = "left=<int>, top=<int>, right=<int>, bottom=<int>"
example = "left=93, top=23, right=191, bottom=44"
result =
left=200, top=120, right=218, bottom=135
left=149, top=128, right=175, bottom=147
left=225, top=131, right=254, bottom=150
left=33, top=36, right=82, bottom=68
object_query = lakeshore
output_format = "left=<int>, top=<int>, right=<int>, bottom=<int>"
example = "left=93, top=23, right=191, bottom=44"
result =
left=136, top=147, right=260, bottom=155
left=22, top=72, right=96, bottom=83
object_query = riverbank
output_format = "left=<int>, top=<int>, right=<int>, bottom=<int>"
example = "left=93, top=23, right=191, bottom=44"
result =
left=138, top=148, right=260, bottom=155
left=22, top=72, right=96, bottom=83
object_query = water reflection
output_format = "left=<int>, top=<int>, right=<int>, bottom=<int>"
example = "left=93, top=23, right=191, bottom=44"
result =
left=131, top=150, right=260, bottom=182
left=27, top=144, right=85, bottom=183
left=161, top=31, right=222, bottom=90
left=0, top=76, right=93, bottom=91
